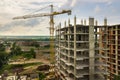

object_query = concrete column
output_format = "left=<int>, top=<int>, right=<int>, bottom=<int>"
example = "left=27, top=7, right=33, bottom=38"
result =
left=95, top=20, right=98, bottom=26
left=67, top=19, right=70, bottom=79
left=99, top=28, right=103, bottom=56
left=64, top=20, right=67, bottom=72
left=68, top=18, right=70, bottom=25
left=115, top=26, right=118, bottom=75
left=89, top=17, right=95, bottom=80
left=84, top=19, right=86, bottom=25
left=64, top=21, right=66, bottom=28
left=81, top=19, right=83, bottom=25
left=59, top=23, right=61, bottom=71
left=58, top=25, right=60, bottom=70
left=95, top=25, right=97, bottom=48
left=68, top=18, right=70, bottom=63
left=64, top=21, right=67, bottom=41
left=74, top=16, right=77, bottom=80
left=104, top=18, right=107, bottom=26
left=57, top=25, right=59, bottom=69
left=104, top=18, right=108, bottom=80
left=94, top=20, right=97, bottom=48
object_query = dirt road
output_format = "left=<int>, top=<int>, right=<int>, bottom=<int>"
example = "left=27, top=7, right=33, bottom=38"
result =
left=9, top=59, right=50, bottom=65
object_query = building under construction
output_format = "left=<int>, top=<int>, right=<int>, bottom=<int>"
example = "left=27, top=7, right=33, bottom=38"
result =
left=55, top=17, right=108, bottom=80
left=106, top=25, right=120, bottom=80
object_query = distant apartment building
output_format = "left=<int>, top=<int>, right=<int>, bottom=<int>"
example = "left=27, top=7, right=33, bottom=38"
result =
left=55, top=17, right=108, bottom=80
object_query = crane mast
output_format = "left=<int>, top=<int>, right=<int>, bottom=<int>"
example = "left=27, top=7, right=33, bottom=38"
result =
left=49, top=5, right=54, bottom=63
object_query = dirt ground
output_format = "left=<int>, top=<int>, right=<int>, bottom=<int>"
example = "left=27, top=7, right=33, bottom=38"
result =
left=9, top=58, right=50, bottom=65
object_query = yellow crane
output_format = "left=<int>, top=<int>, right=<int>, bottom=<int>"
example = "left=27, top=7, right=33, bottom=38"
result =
left=13, top=5, right=71, bottom=64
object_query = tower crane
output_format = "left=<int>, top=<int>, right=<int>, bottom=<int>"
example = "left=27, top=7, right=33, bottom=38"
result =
left=13, top=5, right=71, bottom=64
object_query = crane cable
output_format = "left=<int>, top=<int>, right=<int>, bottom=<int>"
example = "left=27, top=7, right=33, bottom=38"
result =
left=26, top=5, right=50, bottom=15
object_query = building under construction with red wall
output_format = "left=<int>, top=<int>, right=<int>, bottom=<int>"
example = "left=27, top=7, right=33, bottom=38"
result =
left=107, top=25, right=120, bottom=80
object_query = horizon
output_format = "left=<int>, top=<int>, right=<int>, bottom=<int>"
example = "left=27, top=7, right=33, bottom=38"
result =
left=0, top=35, right=50, bottom=36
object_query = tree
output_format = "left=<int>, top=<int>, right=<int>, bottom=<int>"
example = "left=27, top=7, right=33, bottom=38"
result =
left=10, top=42, right=17, bottom=56
left=15, top=46, right=22, bottom=55
left=0, top=52, right=8, bottom=68
left=22, top=48, right=36, bottom=59
left=114, top=75, right=120, bottom=80
left=0, top=43, right=5, bottom=51
left=32, top=42, right=40, bottom=56
left=0, top=43, right=8, bottom=68
left=29, top=48, right=36, bottom=58
left=22, top=53, right=33, bottom=59
left=32, top=42, right=40, bottom=48
left=10, top=42, right=22, bottom=56
left=39, top=72, right=45, bottom=80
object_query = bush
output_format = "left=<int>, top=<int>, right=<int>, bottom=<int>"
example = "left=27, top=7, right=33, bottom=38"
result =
left=39, top=72, right=45, bottom=80
left=114, top=75, right=120, bottom=80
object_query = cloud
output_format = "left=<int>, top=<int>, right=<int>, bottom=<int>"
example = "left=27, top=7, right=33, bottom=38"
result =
left=30, top=2, right=55, bottom=5
left=0, top=0, right=120, bottom=35
left=81, top=0, right=113, bottom=3
left=65, top=0, right=114, bottom=6
left=0, top=18, right=50, bottom=36
left=71, top=0, right=77, bottom=7
left=1, top=18, right=44, bottom=29
left=0, top=0, right=66, bottom=35
left=94, top=5, right=101, bottom=14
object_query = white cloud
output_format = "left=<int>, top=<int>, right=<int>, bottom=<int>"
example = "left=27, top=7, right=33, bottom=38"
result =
left=81, top=0, right=113, bottom=3
left=71, top=0, right=77, bottom=7
left=59, top=0, right=113, bottom=9
left=94, top=5, right=101, bottom=14
left=0, top=0, right=66, bottom=22
left=0, top=18, right=50, bottom=36
left=0, top=0, right=67, bottom=35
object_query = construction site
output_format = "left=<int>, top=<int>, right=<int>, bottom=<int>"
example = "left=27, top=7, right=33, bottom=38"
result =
left=0, top=1, right=120, bottom=79
left=11, top=4, right=120, bottom=80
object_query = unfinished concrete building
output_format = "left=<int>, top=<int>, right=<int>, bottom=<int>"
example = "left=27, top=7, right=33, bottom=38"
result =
left=55, top=17, right=108, bottom=80
left=106, top=25, right=120, bottom=80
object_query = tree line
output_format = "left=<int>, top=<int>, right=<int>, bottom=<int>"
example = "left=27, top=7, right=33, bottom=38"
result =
left=0, top=42, right=36, bottom=69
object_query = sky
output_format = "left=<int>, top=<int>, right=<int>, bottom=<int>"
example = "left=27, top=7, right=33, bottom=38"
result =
left=0, top=0, right=120, bottom=36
